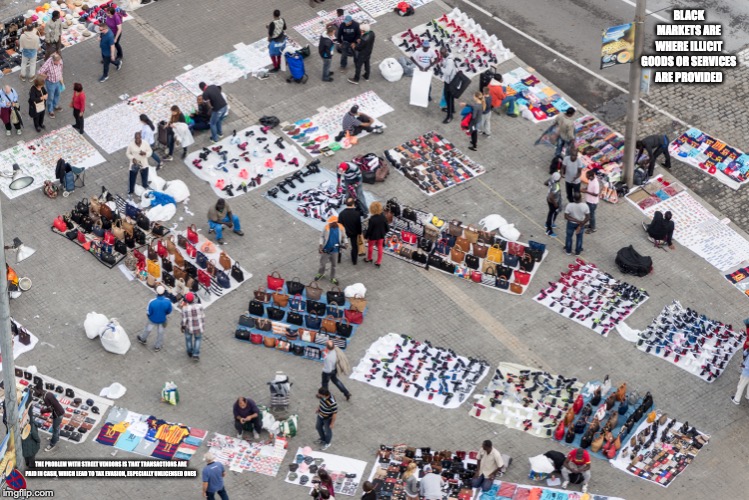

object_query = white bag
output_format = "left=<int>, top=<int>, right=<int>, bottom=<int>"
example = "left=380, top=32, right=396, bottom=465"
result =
left=163, top=180, right=190, bottom=203
left=499, top=223, right=520, bottom=241
left=379, top=58, right=403, bottom=82
left=479, top=214, right=507, bottom=232
left=84, top=312, right=109, bottom=340
left=344, top=283, right=367, bottom=298
left=145, top=203, right=177, bottom=222
left=99, top=320, right=131, bottom=355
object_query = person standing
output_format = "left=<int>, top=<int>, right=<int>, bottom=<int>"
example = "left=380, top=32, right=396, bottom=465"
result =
left=472, top=440, right=504, bottom=499
left=98, top=23, right=122, bottom=83
left=338, top=197, right=362, bottom=265
left=0, top=85, right=23, bottom=136
left=316, top=215, right=347, bottom=285
left=126, top=132, right=151, bottom=199
left=561, top=148, right=582, bottom=202
left=364, top=201, right=388, bottom=267
left=105, top=7, right=124, bottom=60
left=402, top=462, right=420, bottom=500
left=207, top=199, right=244, bottom=245
left=18, top=25, right=41, bottom=82
left=564, top=193, right=590, bottom=256
left=137, top=285, right=173, bottom=352
left=315, top=387, right=338, bottom=451
left=361, top=481, right=376, bottom=500
left=139, top=114, right=162, bottom=169
left=21, top=419, right=40, bottom=469
left=41, top=392, right=65, bottom=452
left=410, top=40, right=436, bottom=101
left=554, top=107, right=576, bottom=157
left=582, top=170, right=600, bottom=234
left=181, top=292, right=205, bottom=361
left=233, top=396, right=262, bottom=440
left=479, top=86, right=493, bottom=136
left=420, top=465, right=445, bottom=500
left=202, top=453, right=229, bottom=500
left=199, top=82, right=228, bottom=143
left=321, top=340, right=352, bottom=400
left=439, top=46, right=456, bottom=123
left=348, top=24, right=374, bottom=84
left=267, top=10, right=287, bottom=73
left=730, top=347, right=749, bottom=405
left=319, top=26, right=336, bottom=82
left=636, top=134, right=671, bottom=176
left=460, top=92, right=484, bottom=151
left=28, top=76, right=48, bottom=132
left=561, top=448, right=591, bottom=494
left=38, top=53, right=63, bottom=117
left=336, top=16, right=360, bottom=73
left=70, top=82, right=85, bottom=134
left=545, top=171, right=562, bottom=237
left=44, top=11, right=63, bottom=58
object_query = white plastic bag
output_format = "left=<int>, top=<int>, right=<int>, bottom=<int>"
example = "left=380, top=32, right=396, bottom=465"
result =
left=99, top=320, right=131, bottom=354
left=163, top=180, right=190, bottom=203
left=145, top=203, right=177, bottom=222
left=499, top=223, right=520, bottom=241
left=344, top=283, right=367, bottom=298
left=379, top=58, right=403, bottom=82
left=479, top=214, right=507, bottom=232
left=84, top=312, right=109, bottom=340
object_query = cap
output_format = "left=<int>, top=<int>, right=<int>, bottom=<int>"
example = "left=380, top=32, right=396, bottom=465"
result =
left=344, top=15, right=352, bottom=22
left=156, top=285, right=166, bottom=295
left=185, top=292, right=195, bottom=303
left=423, top=464, right=432, bottom=472
left=350, top=104, right=359, bottom=114
left=338, top=162, right=349, bottom=171
left=551, top=172, right=561, bottom=181
left=422, top=40, right=430, bottom=47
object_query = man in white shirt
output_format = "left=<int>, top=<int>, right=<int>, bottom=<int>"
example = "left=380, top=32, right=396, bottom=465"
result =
left=564, top=192, right=590, bottom=256
left=410, top=39, right=436, bottom=101
left=561, top=148, right=582, bottom=202
left=472, top=440, right=504, bottom=498
left=582, top=170, right=600, bottom=234
left=419, top=464, right=445, bottom=500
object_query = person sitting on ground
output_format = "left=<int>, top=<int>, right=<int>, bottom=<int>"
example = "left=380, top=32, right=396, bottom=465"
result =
left=6, top=263, right=18, bottom=292
left=561, top=448, right=591, bottom=494
left=334, top=105, right=382, bottom=142
left=207, top=198, right=244, bottom=245
left=190, top=96, right=211, bottom=131
left=233, top=396, right=262, bottom=440
left=643, top=210, right=675, bottom=249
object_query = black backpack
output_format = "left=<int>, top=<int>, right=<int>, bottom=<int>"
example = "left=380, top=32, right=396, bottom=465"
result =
left=615, top=245, right=652, bottom=277
left=259, top=116, right=280, bottom=129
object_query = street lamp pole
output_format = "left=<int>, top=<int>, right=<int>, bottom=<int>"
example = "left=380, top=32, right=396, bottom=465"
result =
left=623, top=0, right=648, bottom=187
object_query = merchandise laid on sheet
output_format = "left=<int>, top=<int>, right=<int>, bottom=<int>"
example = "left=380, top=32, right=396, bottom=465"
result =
left=129, top=80, right=197, bottom=130
left=351, top=333, right=489, bottom=409
left=15, top=366, right=114, bottom=445
left=285, top=447, right=368, bottom=496
left=129, top=229, right=250, bottom=308
left=356, top=0, right=401, bottom=17
left=625, top=175, right=685, bottom=212
left=501, top=68, right=573, bottom=123
left=669, top=127, right=749, bottom=190
left=724, top=265, right=749, bottom=297
left=554, top=380, right=652, bottom=462
left=264, top=165, right=377, bottom=231
left=475, top=481, right=624, bottom=500
left=206, top=433, right=287, bottom=476
left=392, top=8, right=513, bottom=80
left=574, top=115, right=626, bottom=171
left=183, top=125, right=305, bottom=198
left=381, top=200, right=547, bottom=295
left=293, top=4, right=376, bottom=46
left=627, top=300, right=743, bottom=383
left=534, top=259, right=649, bottom=337
left=470, top=362, right=584, bottom=439
left=0, top=319, right=39, bottom=369
left=383, top=132, right=486, bottom=195
left=281, top=91, right=393, bottom=155
left=235, top=271, right=368, bottom=362
left=96, top=406, right=207, bottom=461
left=611, top=412, right=709, bottom=488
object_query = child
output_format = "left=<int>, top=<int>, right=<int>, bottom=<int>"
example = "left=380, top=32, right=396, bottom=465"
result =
left=71, top=82, right=85, bottom=134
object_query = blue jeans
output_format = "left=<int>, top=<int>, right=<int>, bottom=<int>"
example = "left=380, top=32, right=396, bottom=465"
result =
left=322, top=57, right=332, bottom=81
left=45, top=80, right=62, bottom=114
left=565, top=221, right=584, bottom=255
left=556, top=137, right=571, bottom=157
left=185, top=331, right=201, bottom=357
left=472, top=474, right=493, bottom=491
left=316, top=415, right=333, bottom=445
left=587, top=202, right=598, bottom=230
left=209, top=105, right=228, bottom=141
left=128, top=168, right=149, bottom=194
left=151, top=150, right=161, bottom=168
left=206, top=488, right=229, bottom=500
left=50, top=415, right=63, bottom=447
left=209, top=214, right=241, bottom=240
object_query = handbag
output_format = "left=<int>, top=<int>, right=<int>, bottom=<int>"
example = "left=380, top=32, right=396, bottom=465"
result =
left=478, top=230, right=496, bottom=245
left=177, top=234, right=188, bottom=249
left=134, top=227, right=146, bottom=245
left=386, top=198, right=401, bottom=217
left=454, top=265, right=469, bottom=280
left=336, top=318, right=353, bottom=338
left=448, top=220, right=463, bottom=237
left=147, top=240, right=158, bottom=260
left=125, top=203, right=140, bottom=219
left=486, top=244, right=503, bottom=263
left=322, top=315, right=337, bottom=332
left=327, top=305, right=344, bottom=319
left=206, top=259, right=217, bottom=277
left=300, top=328, right=316, bottom=343
left=250, top=333, right=264, bottom=344
left=136, top=212, right=150, bottom=231
left=465, top=254, right=479, bottom=270
left=344, top=308, right=363, bottom=325
left=166, top=235, right=177, bottom=255
left=219, top=251, right=231, bottom=270
left=423, top=224, right=441, bottom=242
left=507, top=242, right=526, bottom=257
left=513, top=270, right=531, bottom=285
left=185, top=260, right=198, bottom=279
left=464, top=225, right=479, bottom=244
left=287, top=311, right=304, bottom=326
left=147, top=259, right=161, bottom=278
left=249, top=300, right=265, bottom=317
left=305, top=313, right=322, bottom=330
left=196, top=251, right=208, bottom=269
left=162, top=271, right=175, bottom=288
left=231, top=262, right=245, bottom=282
left=454, top=236, right=470, bottom=252
left=187, top=224, right=199, bottom=244
left=289, top=294, right=306, bottom=312
left=472, top=243, right=488, bottom=259
left=185, top=241, right=197, bottom=258
left=481, top=268, right=496, bottom=286
left=263, top=336, right=277, bottom=348
left=100, top=252, right=117, bottom=266
left=528, top=240, right=546, bottom=258
left=482, top=260, right=496, bottom=274
left=496, top=277, right=509, bottom=290
left=267, top=306, right=285, bottom=321
left=112, top=220, right=125, bottom=241
left=510, top=283, right=523, bottom=294
left=412, top=250, right=427, bottom=265
left=201, top=240, right=217, bottom=254
left=216, top=270, right=231, bottom=289
left=238, top=314, right=255, bottom=328
left=100, top=203, right=114, bottom=221
left=174, top=266, right=187, bottom=282
left=306, top=300, right=326, bottom=317
left=496, top=265, right=513, bottom=279
left=520, top=254, right=536, bottom=272
left=306, top=282, right=323, bottom=300
left=503, top=252, right=519, bottom=268
left=402, top=207, right=418, bottom=222
left=327, top=286, right=345, bottom=306
left=152, top=223, right=168, bottom=236
left=399, top=246, right=413, bottom=260
left=77, top=230, right=87, bottom=245
left=273, top=291, right=289, bottom=307
left=254, top=286, right=271, bottom=303
left=174, top=250, right=185, bottom=268
left=450, top=247, right=465, bottom=264
left=470, top=270, right=482, bottom=283
left=435, top=238, right=450, bottom=255
left=267, top=271, right=285, bottom=291
left=124, top=252, right=138, bottom=271
left=286, top=277, right=305, bottom=295
left=197, top=269, right=212, bottom=287
left=122, top=217, right=135, bottom=237
left=53, top=215, right=67, bottom=232
left=349, top=294, right=367, bottom=312
left=92, top=221, right=104, bottom=238
left=256, top=318, right=272, bottom=331
left=235, top=329, right=251, bottom=341
left=418, top=237, right=433, bottom=253
left=401, top=230, right=418, bottom=245
left=161, top=255, right=173, bottom=273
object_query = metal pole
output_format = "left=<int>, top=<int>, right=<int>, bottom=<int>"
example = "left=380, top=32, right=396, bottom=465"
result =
left=622, top=0, right=648, bottom=187
left=0, top=197, right=22, bottom=469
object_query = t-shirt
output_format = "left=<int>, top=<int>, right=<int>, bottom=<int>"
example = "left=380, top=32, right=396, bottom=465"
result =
left=478, top=447, right=504, bottom=477
left=413, top=48, right=435, bottom=70
left=565, top=202, right=590, bottom=222
left=233, top=399, right=260, bottom=420
left=584, top=176, right=600, bottom=205
left=323, top=348, right=337, bottom=374
left=202, top=85, right=227, bottom=111
left=318, top=396, right=338, bottom=419
left=114, top=431, right=140, bottom=452
left=202, top=462, right=225, bottom=493
left=99, top=30, right=115, bottom=57
left=105, top=13, right=122, bottom=33
left=342, top=112, right=362, bottom=132
left=563, top=157, right=582, bottom=184
left=567, top=449, right=590, bottom=467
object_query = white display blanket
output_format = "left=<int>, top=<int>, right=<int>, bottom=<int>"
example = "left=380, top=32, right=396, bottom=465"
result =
left=285, top=447, right=368, bottom=496
left=534, top=260, right=649, bottom=337
left=668, top=127, right=749, bottom=190
left=351, top=333, right=490, bottom=409
left=501, top=67, right=573, bottom=123
left=0, top=319, right=39, bottom=370
left=207, top=433, right=286, bottom=476
left=183, top=125, right=305, bottom=198
left=293, top=4, right=376, bottom=46
left=357, top=0, right=435, bottom=17
left=470, top=362, right=584, bottom=439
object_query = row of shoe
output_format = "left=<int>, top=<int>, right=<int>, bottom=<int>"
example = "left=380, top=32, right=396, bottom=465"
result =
left=265, top=160, right=321, bottom=198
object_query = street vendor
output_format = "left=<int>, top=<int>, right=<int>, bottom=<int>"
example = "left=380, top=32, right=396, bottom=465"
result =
left=561, top=448, right=591, bottom=493
left=643, top=210, right=675, bottom=249
left=636, top=134, right=671, bottom=177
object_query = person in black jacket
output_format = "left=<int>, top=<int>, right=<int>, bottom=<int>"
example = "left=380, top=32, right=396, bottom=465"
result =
left=336, top=16, right=360, bottom=72
left=319, top=26, right=336, bottom=82
left=364, top=201, right=389, bottom=267
left=338, top=198, right=363, bottom=265
left=644, top=210, right=675, bottom=249
left=636, top=134, right=671, bottom=176
left=348, top=24, right=374, bottom=84
left=41, top=391, right=65, bottom=452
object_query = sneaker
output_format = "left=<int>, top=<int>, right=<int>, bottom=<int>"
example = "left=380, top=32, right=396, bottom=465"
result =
left=137, top=336, right=147, bottom=345
left=330, top=278, right=339, bottom=285
left=211, top=138, right=219, bottom=144
left=565, top=251, right=572, bottom=256
left=585, top=228, right=597, bottom=234
left=314, top=274, right=324, bottom=281
left=162, top=155, right=173, bottom=162
left=237, top=432, right=243, bottom=439
left=731, top=397, right=741, bottom=405
left=117, top=60, right=123, bottom=71
left=153, top=347, right=161, bottom=352
left=314, top=439, right=324, bottom=444
left=217, top=238, right=226, bottom=245
left=468, top=146, right=477, bottom=151
left=581, top=485, right=588, bottom=494
left=561, top=481, right=569, bottom=489
left=233, top=230, right=245, bottom=236
left=546, top=231, right=557, bottom=237
left=17, top=129, right=22, bottom=135
left=19, top=76, right=25, bottom=82
left=347, top=78, right=359, bottom=85
left=44, top=445, right=55, bottom=452
left=252, top=431, right=260, bottom=440
left=193, top=356, right=199, bottom=362
left=99, top=76, right=109, bottom=83
left=322, top=443, right=331, bottom=450
left=5, top=130, right=9, bottom=136
left=49, top=112, right=55, bottom=118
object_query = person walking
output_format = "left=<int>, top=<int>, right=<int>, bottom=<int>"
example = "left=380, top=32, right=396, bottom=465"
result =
left=202, top=452, right=229, bottom=500
left=139, top=114, right=162, bottom=169
left=315, top=387, right=338, bottom=451
left=731, top=347, right=749, bottom=405
left=105, top=7, right=124, bottom=60
left=319, top=26, right=336, bottom=82
left=181, top=292, right=205, bottom=361
left=41, top=391, right=64, bottom=452
left=636, top=134, right=671, bottom=176
left=479, top=86, right=493, bottom=136
left=348, top=24, right=374, bottom=84
left=0, top=85, right=23, bottom=136
left=267, top=10, right=287, bottom=73
left=471, top=440, right=504, bottom=499
left=554, top=107, right=576, bottom=157
left=70, top=82, right=85, bottom=134
left=316, top=215, right=347, bottom=285
left=338, top=197, right=362, bottom=265
left=364, top=201, right=388, bottom=267
left=199, top=82, right=228, bottom=143
left=439, top=46, right=456, bottom=123
left=564, top=193, right=590, bottom=256
left=582, top=170, right=600, bottom=234
left=98, top=23, right=122, bottom=83
left=402, top=462, right=420, bottom=500
left=460, top=92, right=484, bottom=151
left=38, top=53, right=64, bottom=118
left=336, top=16, right=360, bottom=72
left=545, top=171, right=562, bottom=237
left=562, top=148, right=582, bottom=202
left=28, top=76, right=48, bottom=132
left=321, top=340, right=352, bottom=400
left=18, top=25, right=41, bottom=82
left=44, top=11, right=63, bottom=58
left=137, top=285, right=173, bottom=352
left=233, top=396, right=262, bottom=440
left=126, top=131, right=151, bottom=199
left=21, top=418, right=41, bottom=469
left=207, top=199, right=244, bottom=245
left=420, top=465, right=445, bottom=500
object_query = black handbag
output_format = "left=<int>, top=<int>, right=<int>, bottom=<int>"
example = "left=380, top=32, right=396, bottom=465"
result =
left=305, top=313, right=322, bottom=330
left=465, top=254, right=479, bottom=270
left=292, top=344, right=305, bottom=356
left=152, top=223, right=168, bottom=236
left=134, top=227, right=147, bottom=245
left=496, top=265, right=513, bottom=279
left=238, top=314, right=254, bottom=328
left=196, top=251, right=208, bottom=269
left=66, top=229, right=79, bottom=240
left=249, top=300, right=265, bottom=317
left=267, top=306, right=285, bottom=321
left=162, top=271, right=175, bottom=288
left=307, top=300, right=326, bottom=316
left=336, top=320, right=353, bottom=338
left=161, top=257, right=173, bottom=273
left=231, top=262, right=245, bottom=282
left=287, top=311, right=304, bottom=326
left=136, top=212, right=150, bottom=231
left=125, top=233, right=135, bottom=248
left=326, top=287, right=345, bottom=306
left=184, top=261, right=197, bottom=278
left=286, top=277, right=305, bottom=295
left=100, top=252, right=116, bottom=265
left=235, top=329, right=251, bottom=341
left=412, top=251, right=427, bottom=264
left=402, top=207, right=418, bottom=222
left=447, top=70, right=471, bottom=99
left=418, top=238, right=433, bottom=253
left=114, top=239, right=127, bottom=255
left=520, top=254, right=536, bottom=272
left=428, top=254, right=444, bottom=269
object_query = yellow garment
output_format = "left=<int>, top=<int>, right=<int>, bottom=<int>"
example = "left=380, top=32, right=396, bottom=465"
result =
left=156, top=424, right=189, bottom=445
left=111, top=421, right=130, bottom=434
left=7, top=266, right=18, bottom=286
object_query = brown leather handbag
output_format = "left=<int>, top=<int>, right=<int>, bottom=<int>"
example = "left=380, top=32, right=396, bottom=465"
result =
left=89, top=196, right=101, bottom=215
left=510, top=283, right=523, bottom=294
left=112, top=220, right=125, bottom=241
left=482, top=260, right=496, bottom=274
left=166, top=236, right=177, bottom=255
left=454, top=236, right=470, bottom=252
left=273, top=291, right=289, bottom=307
left=254, top=286, right=271, bottom=303
left=322, top=315, right=338, bottom=332
left=590, top=432, right=604, bottom=452
left=472, top=242, right=488, bottom=259
left=450, top=247, right=465, bottom=264
left=263, top=335, right=277, bottom=348
left=448, top=220, right=463, bottom=237
left=464, top=225, right=479, bottom=244
left=206, top=259, right=217, bottom=277
left=174, top=250, right=185, bottom=267
left=399, top=246, right=413, bottom=260
left=173, top=266, right=186, bottom=281
left=100, top=203, right=114, bottom=221
left=122, top=217, right=135, bottom=237
left=219, top=251, right=232, bottom=270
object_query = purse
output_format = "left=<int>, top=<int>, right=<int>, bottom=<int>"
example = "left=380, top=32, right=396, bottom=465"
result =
left=112, top=220, right=125, bottom=241
left=300, top=329, right=316, bottom=343
left=256, top=319, right=272, bottom=332
left=152, top=223, right=168, bottom=236
left=185, top=241, right=197, bottom=258
left=486, top=244, right=503, bottom=263
left=336, top=318, right=353, bottom=338
left=481, top=268, right=496, bottom=286
left=122, top=217, right=135, bottom=237
left=254, top=286, right=271, bottom=303
left=235, top=329, right=251, bottom=341
left=478, top=230, right=496, bottom=244
left=454, top=236, right=470, bottom=252
left=401, top=230, right=418, bottom=245
left=327, top=305, right=344, bottom=319
left=306, top=300, right=326, bottom=317
left=231, top=262, right=245, bottom=282
left=174, top=266, right=187, bottom=281
left=161, top=256, right=173, bottom=273
left=196, top=251, right=208, bottom=269
left=285, top=277, right=305, bottom=295
left=100, top=203, right=114, bottom=221
left=470, top=270, right=482, bottom=283
left=510, top=283, right=523, bottom=294
left=133, top=227, right=146, bottom=245
left=250, top=333, right=264, bottom=344
left=147, top=259, right=161, bottom=278
left=289, top=294, right=306, bottom=312
left=267, top=306, right=286, bottom=321
left=305, top=313, right=322, bottom=330
left=273, top=291, right=290, bottom=307
left=219, top=251, right=232, bottom=270
left=344, top=308, right=363, bottom=325
left=162, top=271, right=175, bottom=288
left=77, top=230, right=87, bottom=245
left=197, top=269, right=212, bottom=287
left=267, top=271, right=285, bottom=291
left=520, top=254, right=536, bottom=272
left=306, top=282, right=323, bottom=300
left=513, top=270, right=531, bottom=285
left=418, top=237, right=433, bottom=253
left=423, top=224, right=441, bottom=242
left=496, top=264, right=513, bottom=279
left=187, top=224, right=199, bottom=244
left=495, top=275, right=510, bottom=290
left=136, top=212, right=151, bottom=231
left=322, top=315, right=337, bottom=332
left=399, top=246, right=414, bottom=260
left=238, top=314, right=255, bottom=328
left=450, top=247, right=465, bottom=264
left=386, top=198, right=401, bottom=217
left=472, top=243, right=488, bottom=259
left=327, top=286, right=345, bottom=306
left=263, top=336, right=277, bottom=348
left=464, top=254, right=479, bottom=270
left=177, top=234, right=188, bottom=249
left=349, top=294, right=367, bottom=312
left=482, top=260, right=496, bottom=274
left=174, top=250, right=185, bottom=268
left=402, top=207, right=418, bottom=222
left=464, top=225, right=479, bottom=244
left=528, top=240, right=546, bottom=259
left=287, top=311, right=304, bottom=326
left=503, top=252, right=519, bottom=268
left=448, top=220, right=463, bottom=237
left=507, top=242, right=526, bottom=257
left=216, top=270, right=231, bottom=289
left=206, top=259, right=217, bottom=277
left=249, top=300, right=265, bottom=317
left=92, top=221, right=104, bottom=238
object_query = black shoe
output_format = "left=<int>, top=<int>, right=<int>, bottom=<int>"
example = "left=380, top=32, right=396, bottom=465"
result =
left=469, top=146, right=477, bottom=151
left=267, top=187, right=279, bottom=198
left=275, top=137, right=285, bottom=149
left=284, top=177, right=296, bottom=189
left=278, top=182, right=289, bottom=194
left=442, top=117, right=452, bottom=124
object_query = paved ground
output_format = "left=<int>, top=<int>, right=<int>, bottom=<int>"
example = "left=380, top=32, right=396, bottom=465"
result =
left=2, top=0, right=748, bottom=499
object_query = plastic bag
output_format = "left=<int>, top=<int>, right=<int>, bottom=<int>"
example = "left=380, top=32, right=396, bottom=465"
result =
left=163, top=180, right=190, bottom=203
left=161, top=382, right=179, bottom=405
left=344, top=283, right=367, bottom=298
left=100, top=319, right=131, bottom=354
left=84, top=312, right=109, bottom=340
left=479, top=214, right=507, bottom=232
left=499, top=223, right=520, bottom=241
left=279, top=414, right=298, bottom=437
left=145, top=203, right=176, bottom=222
left=379, top=58, right=403, bottom=82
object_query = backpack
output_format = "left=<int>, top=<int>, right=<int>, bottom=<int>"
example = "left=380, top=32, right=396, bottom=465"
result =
left=258, top=116, right=280, bottom=129
left=633, top=167, right=647, bottom=186
left=615, top=245, right=652, bottom=277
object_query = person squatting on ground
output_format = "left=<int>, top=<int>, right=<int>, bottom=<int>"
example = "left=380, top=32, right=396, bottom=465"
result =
left=316, top=216, right=347, bottom=285
left=554, top=107, right=576, bottom=157
left=420, top=464, right=446, bottom=500
left=545, top=171, right=562, bottom=237
left=364, top=201, right=389, bottom=267
left=564, top=193, right=590, bottom=256
left=636, top=134, right=672, bottom=177
left=181, top=292, right=205, bottom=361
left=561, top=448, right=591, bottom=493
left=337, top=161, right=364, bottom=206
left=643, top=210, right=675, bottom=249
left=267, top=10, right=287, bottom=73
left=165, top=105, right=194, bottom=160
left=137, top=285, right=173, bottom=352
left=335, top=105, right=383, bottom=142
left=233, top=396, right=262, bottom=439
left=207, top=199, right=244, bottom=245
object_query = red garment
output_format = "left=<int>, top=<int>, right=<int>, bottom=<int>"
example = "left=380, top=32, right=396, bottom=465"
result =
left=72, top=91, right=86, bottom=111
left=489, top=83, right=506, bottom=108
left=567, top=449, right=590, bottom=466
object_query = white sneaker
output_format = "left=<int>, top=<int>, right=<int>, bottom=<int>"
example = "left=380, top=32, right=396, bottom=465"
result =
left=322, top=442, right=331, bottom=450
left=561, top=481, right=569, bottom=489
left=236, top=432, right=243, bottom=439
left=582, top=484, right=588, bottom=494
left=5, top=130, right=10, bottom=136
left=252, top=431, right=260, bottom=440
